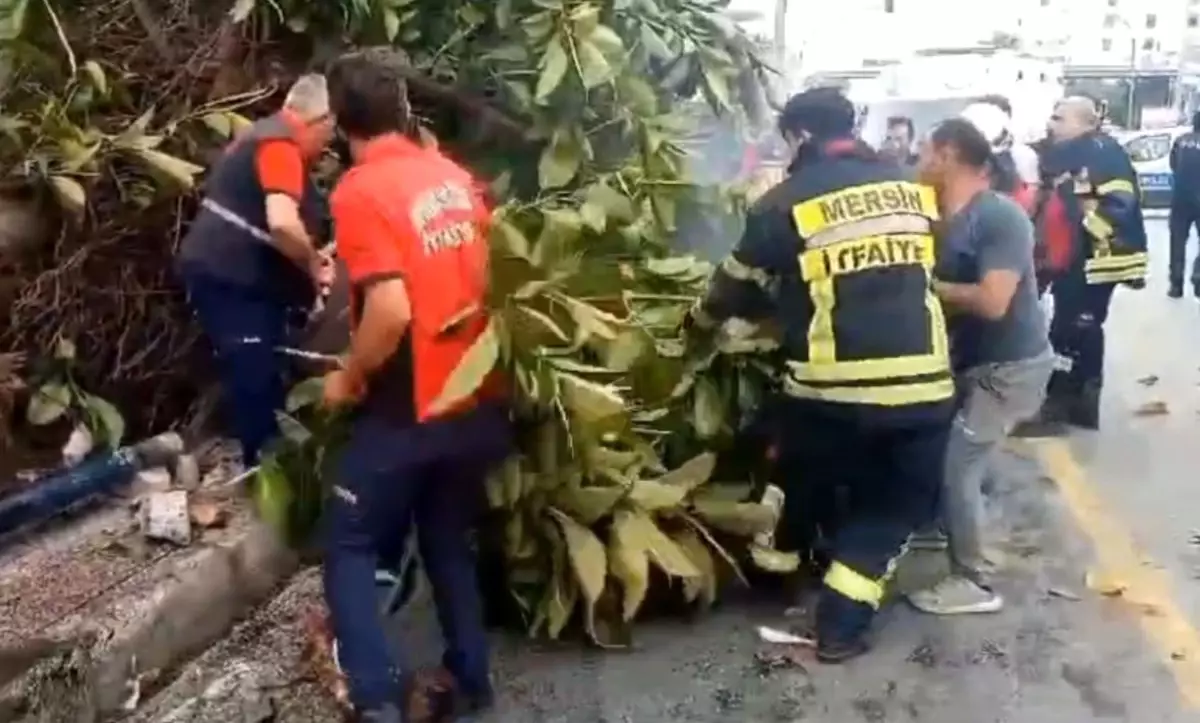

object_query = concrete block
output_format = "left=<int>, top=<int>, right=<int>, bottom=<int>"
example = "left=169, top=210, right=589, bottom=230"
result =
left=139, top=491, right=191, bottom=546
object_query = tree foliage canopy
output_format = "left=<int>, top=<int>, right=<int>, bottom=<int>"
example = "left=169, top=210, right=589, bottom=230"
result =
left=3, top=0, right=797, bottom=641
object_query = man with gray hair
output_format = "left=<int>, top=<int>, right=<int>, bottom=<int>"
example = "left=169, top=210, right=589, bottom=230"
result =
left=177, top=74, right=337, bottom=467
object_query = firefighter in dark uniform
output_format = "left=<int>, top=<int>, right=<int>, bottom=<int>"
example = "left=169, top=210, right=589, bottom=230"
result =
left=177, top=75, right=335, bottom=467
left=687, top=87, right=954, bottom=662
left=1167, top=111, right=1200, bottom=298
left=1016, top=96, right=1147, bottom=435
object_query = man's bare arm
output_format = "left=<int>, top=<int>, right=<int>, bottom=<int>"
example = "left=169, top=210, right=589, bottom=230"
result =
left=934, top=269, right=1021, bottom=320
left=265, top=193, right=319, bottom=270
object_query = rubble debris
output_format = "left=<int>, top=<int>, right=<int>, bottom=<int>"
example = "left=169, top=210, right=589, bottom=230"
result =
left=1133, top=401, right=1169, bottom=417
left=174, top=453, right=201, bottom=491
left=154, top=661, right=276, bottom=723
left=1085, top=570, right=1128, bottom=598
left=140, top=490, right=192, bottom=545
left=132, top=467, right=173, bottom=496
left=189, top=498, right=228, bottom=530
left=1047, top=587, right=1081, bottom=601
left=61, top=425, right=95, bottom=468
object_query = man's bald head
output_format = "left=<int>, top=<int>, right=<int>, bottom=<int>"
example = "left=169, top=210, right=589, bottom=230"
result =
left=1049, top=96, right=1100, bottom=142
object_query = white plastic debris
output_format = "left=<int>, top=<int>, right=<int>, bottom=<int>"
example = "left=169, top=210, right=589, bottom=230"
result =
left=757, top=625, right=816, bottom=647
left=140, top=490, right=192, bottom=545
left=61, top=424, right=95, bottom=467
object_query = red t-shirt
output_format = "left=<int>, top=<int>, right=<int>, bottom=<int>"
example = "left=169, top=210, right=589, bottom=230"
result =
left=331, top=133, right=494, bottom=423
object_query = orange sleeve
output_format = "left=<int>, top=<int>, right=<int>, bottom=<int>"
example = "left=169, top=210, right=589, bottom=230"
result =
left=254, top=140, right=305, bottom=199
left=331, top=181, right=408, bottom=286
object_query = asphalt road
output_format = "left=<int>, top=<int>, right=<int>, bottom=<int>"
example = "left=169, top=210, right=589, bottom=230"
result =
left=131, top=217, right=1200, bottom=723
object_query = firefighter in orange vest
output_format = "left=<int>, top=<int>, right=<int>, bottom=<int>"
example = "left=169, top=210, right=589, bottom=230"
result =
left=320, top=48, right=510, bottom=723
left=1016, top=96, right=1147, bottom=436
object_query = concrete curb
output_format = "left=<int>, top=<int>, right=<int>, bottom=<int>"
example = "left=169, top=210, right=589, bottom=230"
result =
left=1, top=520, right=299, bottom=723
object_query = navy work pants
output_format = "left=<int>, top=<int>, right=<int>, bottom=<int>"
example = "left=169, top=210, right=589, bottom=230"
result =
left=775, top=403, right=948, bottom=644
left=183, top=270, right=288, bottom=466
left=1047, top=274, right=1115, bottom=398
left=323, top=405, right=511, bottom=712
left=1168, top=196, right=1200, bottom=288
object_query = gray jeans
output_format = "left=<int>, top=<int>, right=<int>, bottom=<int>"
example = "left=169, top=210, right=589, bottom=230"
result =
left=943, top=350, right=1055, bottom=583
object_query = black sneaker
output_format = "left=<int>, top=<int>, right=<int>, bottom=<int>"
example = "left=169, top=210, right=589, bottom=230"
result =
left=816, top=636, right=871, bottom=664
left=1168, top=282, right=1184, bottom=299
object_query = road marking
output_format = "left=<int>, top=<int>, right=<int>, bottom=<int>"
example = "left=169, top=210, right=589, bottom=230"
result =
left=1033, top=437, right=1200, bottom=709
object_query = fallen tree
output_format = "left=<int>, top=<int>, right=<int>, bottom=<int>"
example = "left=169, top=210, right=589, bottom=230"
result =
left=2, top=0, right=794, bottom=640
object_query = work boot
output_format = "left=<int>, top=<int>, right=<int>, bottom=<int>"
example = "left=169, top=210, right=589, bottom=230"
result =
left=1067, top=381, right=1101, bottom=431
left=1168, top=281, right=1184, bottom=299
left=1011, top=396, right=1069, bottom=438
left=417, top=666, right=495, bottom=721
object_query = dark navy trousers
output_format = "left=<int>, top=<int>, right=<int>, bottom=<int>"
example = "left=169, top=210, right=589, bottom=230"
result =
left=323, top=405, right=511, bottom=711
left=182, top=269, right=288, bottom=466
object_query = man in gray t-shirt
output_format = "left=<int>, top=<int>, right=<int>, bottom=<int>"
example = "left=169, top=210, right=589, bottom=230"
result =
left=906, top=119, right=1055, bottom=617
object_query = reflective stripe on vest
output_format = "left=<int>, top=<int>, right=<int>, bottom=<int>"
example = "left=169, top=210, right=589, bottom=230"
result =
left=200, top=197, right=272, bottom=243
left=785, top=180, right=953, bottom=407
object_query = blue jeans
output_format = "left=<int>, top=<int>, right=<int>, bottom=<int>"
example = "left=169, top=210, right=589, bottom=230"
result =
left=323, top=405, right=510, bottom=711
left=182, top=270, right=288, bottom=466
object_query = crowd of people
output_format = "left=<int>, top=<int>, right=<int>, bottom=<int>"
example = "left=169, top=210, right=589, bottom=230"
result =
left=694, top=86, right=1146, bottom=669
left=175, top=40, right=1151, bottom=721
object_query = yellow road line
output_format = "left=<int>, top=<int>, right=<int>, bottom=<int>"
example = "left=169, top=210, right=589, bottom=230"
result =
left=1033, top=438, right=1200, bottom=709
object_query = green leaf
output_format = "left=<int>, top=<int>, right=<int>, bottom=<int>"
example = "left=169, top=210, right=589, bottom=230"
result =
left=536, top=36, right=570, bottom=103
left=547, top=507, right=607, bottom=610
left=285, top=376, right=325, bottom=412
left=55, top=337, right=76, bottom=360
left=0, top=0, right=31, bottom=41
left=382, top=8, right=401, bottom=40
left=584, top=183, right=635, bottom=222
left=608, top=509, right=650, bottom=621
left=554, top=484, right=624, bottom=525
left=491, top=218, right=531, bottom=259
left=495, top=0, right=513, bottom=29
left=701, top=63, right=732, bottom=111
left=201, top=112, right=232, bottom=138
left=83, top=394, right=125, bottom=447
left=626, top=480, right=687, bottom=511
left=656, top=452, right=716, bottom=492
left=557, top=373, right=625, bottom=427
left=617, top=75, right=658, bottom=116
left=589, top=25, right=625, bottom=57
left=82, top=60, right=107, bottom=95
left=579, top=201, right=605, bottom=232
left=130, top=148, right=204, bottom=190
left=691, top=376, right=723, bottom=438
left=691, top=499, right=777, bottom=537
left=427, top=319, right=500, bottom=416
left=27, top=382, right=71, bottom=425
left=538, top=129, right=582, bottom=189
left=229, top=0, right=256, bottom=22
left=750, top=545, right=802, bottom=574
left=48, top=175, right=86, bottom=216
left=576, top=39, right=614, bottom=88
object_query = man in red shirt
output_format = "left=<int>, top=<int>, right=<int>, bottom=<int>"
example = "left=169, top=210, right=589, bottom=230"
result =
left=177, top=75, right=335, bottom=468
left=320, top=48, right=510, bottom=723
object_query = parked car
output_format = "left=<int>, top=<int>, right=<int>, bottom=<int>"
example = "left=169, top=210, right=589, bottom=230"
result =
left=1120, top=125, right=1190, bottom=209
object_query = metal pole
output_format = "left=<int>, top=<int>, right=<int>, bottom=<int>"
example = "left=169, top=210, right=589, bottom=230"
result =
left=773, top=0, right=788, bottom=67
left=1128, top=36, right=1137, bottom=128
